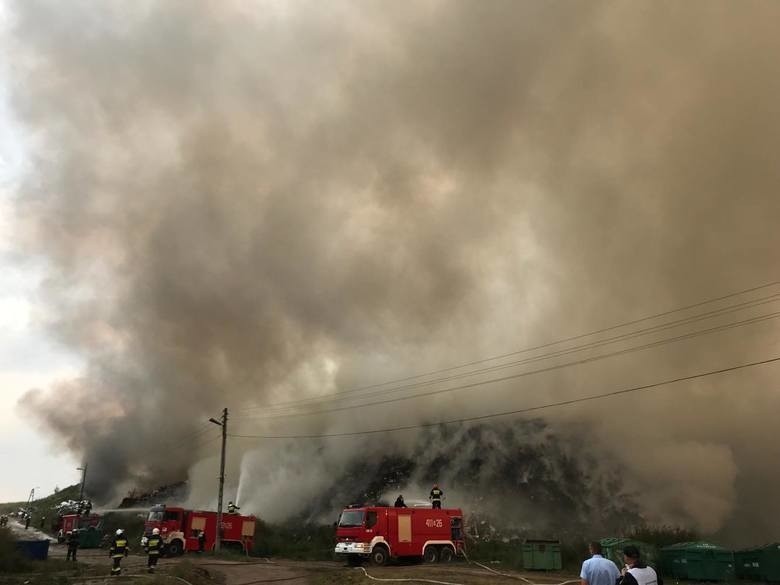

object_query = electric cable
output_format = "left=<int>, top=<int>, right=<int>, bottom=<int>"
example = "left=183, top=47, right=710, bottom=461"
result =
left=234, top=284, right=780, bottom=416
left=233, top=310, right=780, bottom=422
left=228, top=354, right=780, bottom=440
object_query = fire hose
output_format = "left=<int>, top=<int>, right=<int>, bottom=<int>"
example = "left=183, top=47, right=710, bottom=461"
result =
left=461, top=549, right=581, bottom=585
left=355, top=550, right=582, bottom=585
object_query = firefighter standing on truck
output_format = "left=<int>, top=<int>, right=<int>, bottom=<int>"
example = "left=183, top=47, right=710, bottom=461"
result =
left=429, top=484, right=444, bottom=509
left=145, top=527, right=163, bottom=573
left=227, top=501, right=240, bottom=514
left=109, top=529, right=129, bottom=576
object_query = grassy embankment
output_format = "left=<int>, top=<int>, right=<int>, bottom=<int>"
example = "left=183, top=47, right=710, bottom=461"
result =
left=0, top=484, right=81, bottom=531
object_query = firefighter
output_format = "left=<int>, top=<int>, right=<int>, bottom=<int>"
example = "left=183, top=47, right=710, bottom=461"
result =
left=197, top=530, right=206, bottom=553
left=429, top=484, right=444, bottom=509
left=109, top=528, right=129, bottom=576
left=227, top=501, right=240, bottom=514
left=25, top=515, right=31, bottom=530
left=145, top=527, right=163, bottom=573
left=66, top=530, right=79, bottom=561
left=394, top=495, right=407, bottom=508
left=85, top=501, right=93, bottom=517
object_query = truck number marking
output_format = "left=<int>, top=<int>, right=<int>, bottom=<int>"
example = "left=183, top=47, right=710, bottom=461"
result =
left=425, top=519, right=443, bottom=528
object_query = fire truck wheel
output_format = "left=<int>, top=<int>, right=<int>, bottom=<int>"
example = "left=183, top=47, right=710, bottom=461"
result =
left=166, top=539, right=184, bottom=557
left=371, top=546, right=389, bottom=566
left=439, top=547, right=454, bottom=563
left=423, top=546, right=440, bottom=564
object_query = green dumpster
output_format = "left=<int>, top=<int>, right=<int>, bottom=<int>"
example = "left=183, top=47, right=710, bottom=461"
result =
left=523, top=539, right=562, bottom=571
left=735, top=543, right=780, bottom=582
left=735, top=548, right=762, bottom=581
left=661, top=542, right=734, bottom=581
left=600, top=538, right=658, bottom=570
left=77, top=525, right=104, bottom=548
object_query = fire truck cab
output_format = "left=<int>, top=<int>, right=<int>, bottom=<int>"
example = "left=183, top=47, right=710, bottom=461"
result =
left=144, top=504, right=256, bottom=555
left=334, top=506, right=464, bottom=566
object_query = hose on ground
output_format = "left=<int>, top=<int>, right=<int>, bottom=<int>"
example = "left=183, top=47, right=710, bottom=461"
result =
left=356, top=566, right=466, bottom=585
left=460, top=549, right=580, bottom=585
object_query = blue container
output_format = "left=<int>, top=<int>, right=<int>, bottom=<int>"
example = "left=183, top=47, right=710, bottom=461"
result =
left=15, top=539, right=50, bottom=560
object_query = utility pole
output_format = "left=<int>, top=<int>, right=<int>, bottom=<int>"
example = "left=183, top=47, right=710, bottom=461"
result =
left=77, top=464, right=88, bottom=501
left=208, top=407, right=228, bottom=553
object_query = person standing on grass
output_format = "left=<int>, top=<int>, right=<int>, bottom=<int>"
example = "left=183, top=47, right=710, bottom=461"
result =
left=581, top=541, right=620, bottom=585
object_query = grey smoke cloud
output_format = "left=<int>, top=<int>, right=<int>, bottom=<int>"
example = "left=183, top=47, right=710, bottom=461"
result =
left=5, top=0, right=780, bottom=542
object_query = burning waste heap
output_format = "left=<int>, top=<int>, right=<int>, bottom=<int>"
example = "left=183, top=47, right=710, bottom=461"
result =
left=4, top=0, right=780, bottom=547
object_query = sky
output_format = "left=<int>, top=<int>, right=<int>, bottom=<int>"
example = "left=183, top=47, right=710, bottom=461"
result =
left=0, top=10, right=82, bottom=500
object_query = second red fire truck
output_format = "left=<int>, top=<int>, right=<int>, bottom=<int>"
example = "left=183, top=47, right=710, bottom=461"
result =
left=334, top=505, right=465, bottom=565
left=143, top=504, right=256, bottom=555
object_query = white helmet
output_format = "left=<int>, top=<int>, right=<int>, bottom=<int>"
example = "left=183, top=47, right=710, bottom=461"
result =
left=116, top=529, right=124, bottom=536
left=152, top=528, right=160, bottom=535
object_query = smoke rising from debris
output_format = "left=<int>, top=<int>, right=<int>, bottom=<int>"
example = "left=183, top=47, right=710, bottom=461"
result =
left=5, top=0, right=780, bottom=543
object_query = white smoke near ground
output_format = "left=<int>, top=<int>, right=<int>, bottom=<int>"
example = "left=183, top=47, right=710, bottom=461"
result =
left=2, top=0, right=780, bottom=544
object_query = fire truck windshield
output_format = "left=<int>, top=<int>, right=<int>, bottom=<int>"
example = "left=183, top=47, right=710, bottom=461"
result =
left=147, top=511, right=164, bottom=522
left=338, top=510, right=364, bottom=527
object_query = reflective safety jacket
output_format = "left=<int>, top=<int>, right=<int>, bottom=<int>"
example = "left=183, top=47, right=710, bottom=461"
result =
left=430, top=488, right=443, bottom=501
left=146, top=534, right=163, bottom=556
left=618, top=563, right=664, bottom=585
left=110, top=536, right=129, bottom=559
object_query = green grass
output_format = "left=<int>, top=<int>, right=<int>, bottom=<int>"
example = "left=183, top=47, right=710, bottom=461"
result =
left=100, top=511, right=147, bottom=549
left=627, top=526, right=699, bottom=548
left=252, top=520, right=336, bottom=561
left=0, top=485, right=82, bottom=534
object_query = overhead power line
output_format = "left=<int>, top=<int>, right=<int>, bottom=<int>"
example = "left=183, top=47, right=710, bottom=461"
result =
left=228, top=354, right=780, bottom=440
left=167, top=425, right=219, bottom=452
left=233, top=310, right=780, bottom=422
left=235, top=281, right=780, bottom=416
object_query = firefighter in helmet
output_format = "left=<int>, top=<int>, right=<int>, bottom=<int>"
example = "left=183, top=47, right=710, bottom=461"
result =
left=109, top=528, right=129, bottom=576
left=394, top=494, right=407, bottom=508
left=145, top=527, right=163, bottom=573
left=429, top=484, right=444, bottom=509
left=66, top=530, right=79, bottom=561
left=227, top=501, right=240, bottom=514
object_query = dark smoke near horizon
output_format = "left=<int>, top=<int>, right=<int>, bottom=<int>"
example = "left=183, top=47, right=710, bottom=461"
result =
left=5, top=0, right=780, bottom=545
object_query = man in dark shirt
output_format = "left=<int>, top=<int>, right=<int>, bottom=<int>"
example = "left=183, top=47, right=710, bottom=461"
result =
left=394, top=495, right=407, bottom=507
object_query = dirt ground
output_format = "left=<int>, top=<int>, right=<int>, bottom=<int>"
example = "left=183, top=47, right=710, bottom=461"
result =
left=13, top=522, right=581, bottom=585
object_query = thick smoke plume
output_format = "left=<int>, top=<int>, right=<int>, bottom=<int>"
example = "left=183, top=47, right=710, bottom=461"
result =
left=5, top=0, right=780, bottom=544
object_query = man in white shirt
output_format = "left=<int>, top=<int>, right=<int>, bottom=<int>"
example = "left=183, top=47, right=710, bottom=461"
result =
left=617, top=545, right=663, bottom=585
left=581, top=542, right=621, bottom=585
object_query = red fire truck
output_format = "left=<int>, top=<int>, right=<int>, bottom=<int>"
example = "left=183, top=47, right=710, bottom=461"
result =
left=334, top=506, right=465, bottom=566
left=143, top=505, right=256, bottom=555
left=56, top=514, right=104, bottom=548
